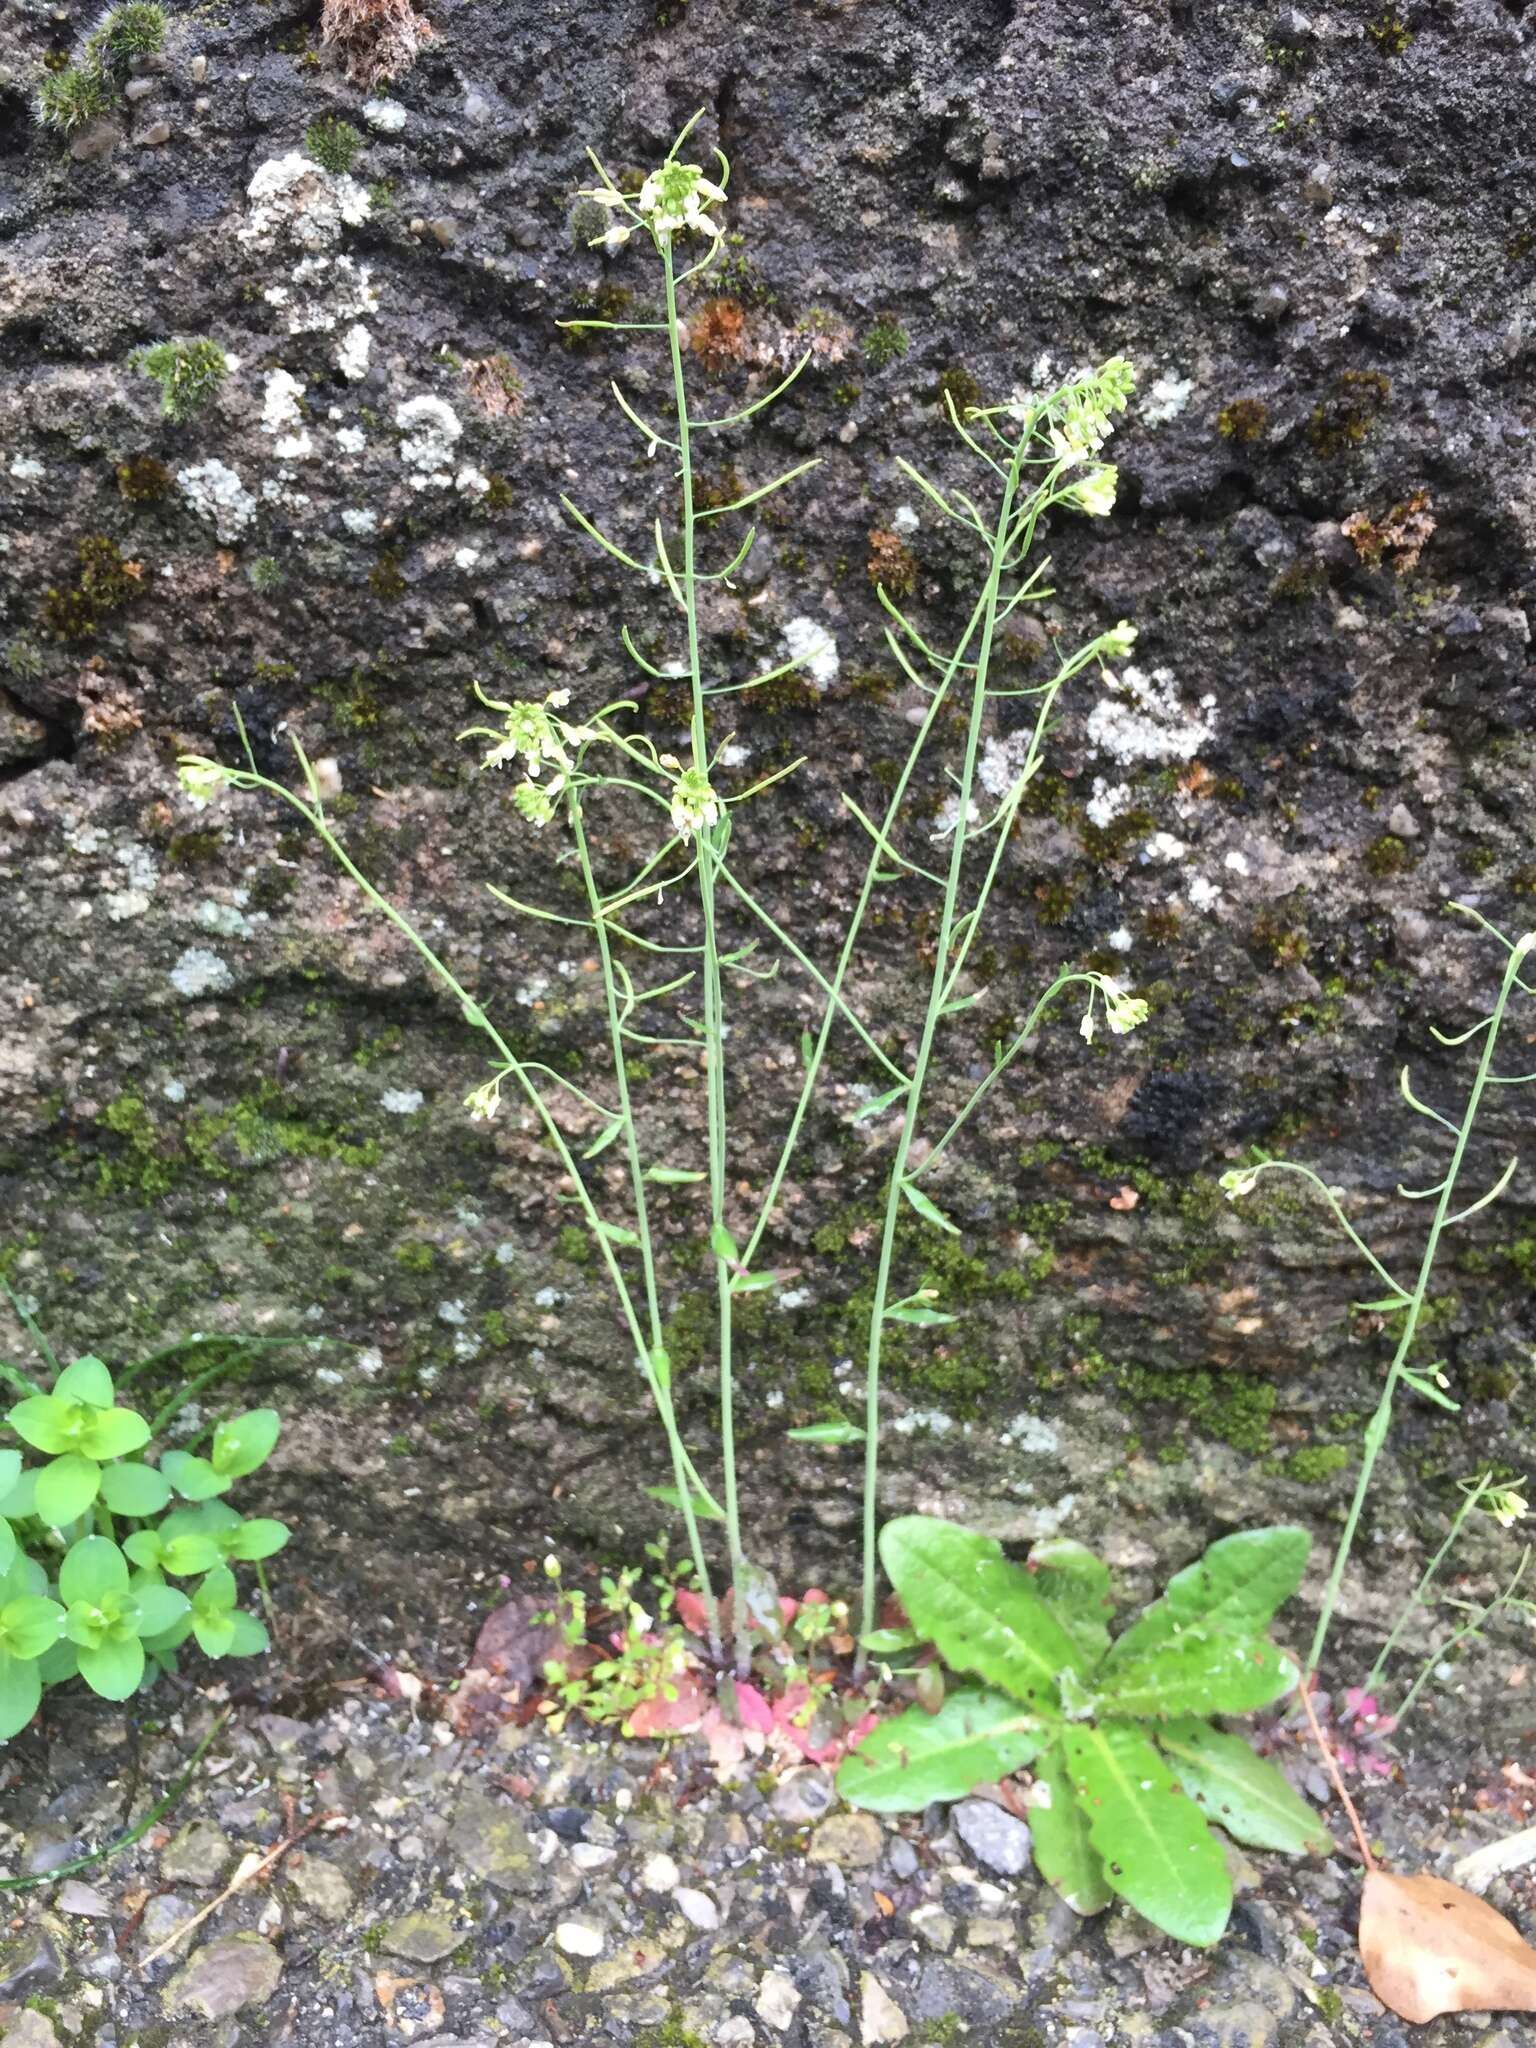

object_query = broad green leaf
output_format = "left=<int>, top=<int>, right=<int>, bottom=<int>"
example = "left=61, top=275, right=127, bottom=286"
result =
left=837, top=1690, right=1051, bottom=1812
left=1028, top=1539, right=1115, bottom=1670
left=880, top=1516, right=1086, bottom=1705
left=852, top=1083, right=909, bottom=1123
left=194, top=1565, right=238, bottom=1616
left=1106, top=1526, right=1310, bottom=1669
left=0, top=1556, right=46, bottom=1601
left=0, top=1451, right=22, bottom=1496
left=0, top=1595, right=65, bottom=1661
left=35, top=1454, right=102, bottom=1528
left=1098, top=1632, right=1300, bottom=1720
left=211, top=1409, right=280, bottom=1479
left=162, top=1533, right=223, bottom=1574
left=646, top=1483, right=725, bottom=1522
left=899, top=1180, right=960, bottom=1236
left=59, top=1535, right=130, bottom=1605
left=0, top=1649, right=42, bottom=1740
left=142, top=1614, right=193, bottom=1655
left=6, top=1394, right=75, bottom=1455
left=729, top=1270, right=775, bottom=1294
left=36, top=1638, right=78, bottom=1685
left=1029, top=1742, right=1113, bottom=1916
left=54, top=1356, right=113, bottom=1407
left=0, top=1469, right=36, bottom=1521
left=78, top=1632, right=145, bottom=1701
left=99, top=1461, right=173, bottom=1517
left=80, top=1406, right=151, bottom=1461
left=786, top=1420, right=865, bottom=1445
left=226, top=1610, right=270, bottom=1657
left=1155, top=1717, right=1331, bottom=1855
left=132, top=1581, right=191, bottom=1640
left=192, top=1608, right=236, bottom=1658
left=1060, top=1720, right=1232, bottom=1947
left=0, top=1521, right=12, bottom=1576
left=225, top=1517, right=290, bottom=1562
left=160, top=1451, right=229, bottom=1501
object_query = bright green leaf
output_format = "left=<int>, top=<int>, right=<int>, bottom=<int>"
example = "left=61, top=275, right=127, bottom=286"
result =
left=582, top=1118, right=625, bottom=1160
left=1029, top=1743, right=1113, bottom=1916
left=1060, top=1720, right=1232, bottom=1947
left=1028, top=1539, right=1115, bottom=1670
left=786, top=1420, right=865, bottom=1445
left=646, top=1483, right=726, bottom=1522
left=880, top=1516, right=1087, bottom=1705
left=0, top=1522, right=13, bottom=1577
left=226, top=1517, right=290, bottom=1562
left=709, top=1223, right=739, bottom=1263
left=226, top=1610, right=270, bottom=1657
left=160, top=1451, right=229, bottom=1501
left=1155, top=1717, right=1331, bottom=1855
left=193, top=1565, right=238, bottom=1615
left=885, top=1304, right=957, bottom=1327
left=80, top=1406, right=151, bottom=1461
left=0, top=1469, right=36, bottom=1521
left=1105, top=1526, right=1310, bottom=1669
left=1098, top=1633, right=1300, bottom=1720
left=0, top=1451, right=22, bottom=1497
left=0, top=1650, right=41, bottom=1740
left=192, top=1608, right=236, bottom=1658
left=78, top=1632, right=146, bottom=1701
left=594, top=1220, right=642, bottom=1247
left=53, top=1356, right=114, bottom=1407
left=899, top=1180, right=960, bottom=1236
left=59, top=1535, right=131, bottom=1606
left=646, top=1166, right=707, bottom=1184
left=858, top=1627, right=918, bottom=1656
left=837, top=1690, right=1051, bottom=1813
left=99, top=1461, right=173, bottom=1517
left=6, top=1395, right=75, bottom=1456
left=211, top=1409, right=280, bottom=1479
left=0, top=1595, right=65, bottom=1662
left=35, top=1454, right=103, bottom=1528
left=132, top=1581, right=192, bottom=1640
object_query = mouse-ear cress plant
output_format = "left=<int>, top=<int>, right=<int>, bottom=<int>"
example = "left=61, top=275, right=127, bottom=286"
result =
left=180, top=115, right=1153, bottom=1680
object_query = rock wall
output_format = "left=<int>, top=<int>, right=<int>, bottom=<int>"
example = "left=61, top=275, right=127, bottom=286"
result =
left=2, top=0, right=1534, bottom=1668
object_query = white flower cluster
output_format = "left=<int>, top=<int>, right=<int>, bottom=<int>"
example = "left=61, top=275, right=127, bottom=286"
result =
left=461, top=687, right=593, bottom=828
left=666, top=764, right=721, bottom=843
left=577, top=152, right=727, bottom=253
left=1079, top=974, right=1149, bottom=1044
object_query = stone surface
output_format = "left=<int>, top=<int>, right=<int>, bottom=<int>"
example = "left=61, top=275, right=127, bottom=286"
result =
left=807, top=1811, right=885, bottom=1869
left=860, top=1970, right=911, bottom=2045
left=159, top=1819, right=232, bottom=1887
left=445, top=1787, right=536, bottom=1892
left=0, top=2014, right=61, bottom=2048
left=382, top=1909, right=462, bottom=1963
left=162, top=1932, right=283, bottom=2019
left=952, top=1799, right=1033, bottom=1877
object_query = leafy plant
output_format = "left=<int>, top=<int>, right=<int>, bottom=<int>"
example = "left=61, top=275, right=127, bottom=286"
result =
left=305, top=114, right=364, bottom=173
left=0, top=1344, right=286, bottom=1739
left=836, top=1517, right=1326, bottom=1946
left=33, top=65, right=114, bottom=133
left=83, top=2, right=168, bottom=71
left=179, top=116, right=1148, bottom=1682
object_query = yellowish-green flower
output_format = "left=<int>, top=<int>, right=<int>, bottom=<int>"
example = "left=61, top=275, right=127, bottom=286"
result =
left=1071, top=465, right=1118, bottom=518
left=636, top=160, right=726, bottom=241
left=178, top=757, right=229, bottom=808
left=669, top=765, right=720, bottom=842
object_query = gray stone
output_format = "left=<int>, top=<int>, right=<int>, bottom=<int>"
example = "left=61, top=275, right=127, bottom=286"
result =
left=0, top=1928, right=60, bottom=1998
left=770, top=1767, right=837, bottom=1826
left=382, top=1908, right=463, bottom=1963
left=674, top=1886, right=721, bottom=1930
left=915, top=1957, right=1021, bottom=2026
left=446, top=1786, right=536, bottom=1892
left=160, top=1818, right=232, bottom=1886
left=287, top=1855, right=354, bottom=1919
left=162, top=1932, right=283, bottom=2020
left=807, top=1811, right=885, bottom=1868
left=951, top=1799, right=1032, bottom=1877
left=54, top=1880, right=110, bottom=1917
left=0, top=2013, right=61, bottom=2048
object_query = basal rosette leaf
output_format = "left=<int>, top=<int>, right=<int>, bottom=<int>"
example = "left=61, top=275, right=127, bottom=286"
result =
left=837, top=1689, right=1052, bottom=1812
left=1154, top=1717, right=1331, bottom=1855
left=1105, top=1527, right=1309, bottom=1670
left=1028, top=1742, right=1113, bottom=1916
left=1060, top=1720, right=1232, bottom=1947
left=1028, top=1539, right=1114, bottom=1669
left=1096, top=1632, right=1301, bottom=1720
left=879, top=1517, right=1085, bottom=1707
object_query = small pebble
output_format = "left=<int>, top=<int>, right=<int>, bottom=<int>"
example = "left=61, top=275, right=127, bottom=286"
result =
left=554, top=1918, right=605, bottom=1958
left=640, top=1851, right=680, bottom=1893
left=675, top=1886, right=721, bottom=1931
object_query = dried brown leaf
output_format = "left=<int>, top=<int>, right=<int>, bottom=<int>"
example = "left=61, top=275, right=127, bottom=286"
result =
left=1360, top=1868, right=1536, bottom=2023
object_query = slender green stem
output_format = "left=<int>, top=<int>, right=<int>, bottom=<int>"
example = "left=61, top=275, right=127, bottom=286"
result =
left=1394, top=1549, right=1529, bottom=1723
left=663, top=239, right=748, bottom=1670
left=569, top=792, right=721, bottom=1659
left=1307, top=934, right=1536, bottom=1674
left=1364, top=1475, right=1486, bottom=1696
left=856, top=442, right=1026, bottom=1664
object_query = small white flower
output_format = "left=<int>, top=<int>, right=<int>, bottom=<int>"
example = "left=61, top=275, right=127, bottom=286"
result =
left=1103, top=619, right=1138, bottom=659
left=1071, top=465, right=1118, bottom=517
left=178, top=758, right=228, bottom=808
left=1220, top=1167, right=1262, bottom=1201
left=1485, top=1483, right=1529, bottom=1529
left=465, top=1077, right=502, bottom=1121
left=669, top=766, right=720, bottom=843
left=635, top=159, right=726, bottom=241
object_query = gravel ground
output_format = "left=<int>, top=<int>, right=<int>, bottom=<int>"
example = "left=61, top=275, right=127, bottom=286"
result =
left=2, top=1668, right=1533, bottom=2048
